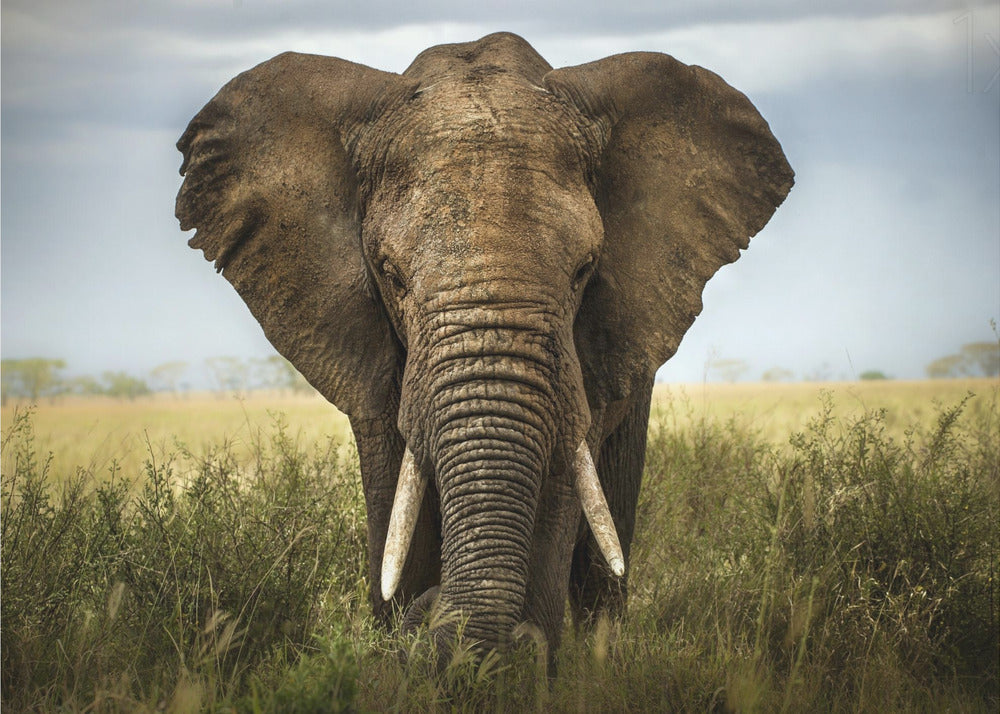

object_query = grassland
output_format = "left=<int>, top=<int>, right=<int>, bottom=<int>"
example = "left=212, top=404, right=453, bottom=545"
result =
left=4, top=379, right=990, bottom=479
left=651, top=378, right=999, bottom=442
left=2, top=379, right=997, bottom=711
left=0, top=391, right=354, bottom=483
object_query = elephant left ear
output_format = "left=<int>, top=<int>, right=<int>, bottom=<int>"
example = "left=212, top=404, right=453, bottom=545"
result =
left=545, top=53, right=794, bottom=402
left=176, top=53, right=416, bottom=421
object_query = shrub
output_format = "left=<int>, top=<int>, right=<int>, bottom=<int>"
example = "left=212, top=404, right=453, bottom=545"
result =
left=777, top=395, right=997, bottom=690
left=1, top=408, right=366, bottom=711
left=627, top=390, right=999, bottom=711
left=859, top=369, right=889, bottom=380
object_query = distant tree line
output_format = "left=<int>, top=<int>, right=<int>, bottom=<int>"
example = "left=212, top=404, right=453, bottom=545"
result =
left=710, top=340, right=999, bottom=384
left=0, top=355, right=316, bottom=404
left=6, top=341, right=996, bottom=403
left=716, top=360, right=890, bottom=383
left=925, top=342, right=1000, bottom=379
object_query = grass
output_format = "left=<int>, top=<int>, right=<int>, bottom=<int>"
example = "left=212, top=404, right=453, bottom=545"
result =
left=651, top=378, right=997, bottom=444
left=0, top=391, right=353, bottom=484
left=2, top=380, right=998, bottom=711
left=4, top=379, right=988, bottom=482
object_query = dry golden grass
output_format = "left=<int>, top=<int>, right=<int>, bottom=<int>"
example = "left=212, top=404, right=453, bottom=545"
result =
left=0, top=390, right=352, bottom=481
left=652, top=378, right=999, bottom=444
left=2, top=378, right=996, bottom=481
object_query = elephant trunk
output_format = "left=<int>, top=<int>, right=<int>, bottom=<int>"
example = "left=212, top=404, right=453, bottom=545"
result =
left=384, top=301, right=628, bottom=654
left=430, top=372, right=554, bottom=650
left=396, top=301, right=568, bottom=651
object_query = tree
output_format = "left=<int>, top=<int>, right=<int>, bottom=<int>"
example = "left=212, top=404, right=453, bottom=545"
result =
left=206, top=356, right=250, bottom=395
left=859, top=370, right=889, bottom=381
left=67, top=375, right=104, bottom=396
left=254, top=355, right=314, bottom=394
left=926, top=342, right=1000, bottom=379
left=101, top=371, right=151, bottom=400
left=149, top=361, right=188, bottom=394
left=926, top=354, right=965, bottom=379
left=709, top=358, right=748, bottom=383
left=960, top=342, right=1000, bottom=377
left=0, top=358, right=67, bottom=401
left=761, top=367, right=794, bottom=383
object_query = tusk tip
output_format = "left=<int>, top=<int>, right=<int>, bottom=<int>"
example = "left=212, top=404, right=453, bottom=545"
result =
left=610, top=557, right=625, bottom=578
left=380, top=559, right=400, bottom=601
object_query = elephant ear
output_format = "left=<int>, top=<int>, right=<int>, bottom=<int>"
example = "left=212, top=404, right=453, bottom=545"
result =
left=176, top=53, right=415, bottom=420
left=545, top=53, right=793, bottom=402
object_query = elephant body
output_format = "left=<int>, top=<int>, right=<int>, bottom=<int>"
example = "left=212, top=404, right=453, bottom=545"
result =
left=176, top=33, right=792, bottom=660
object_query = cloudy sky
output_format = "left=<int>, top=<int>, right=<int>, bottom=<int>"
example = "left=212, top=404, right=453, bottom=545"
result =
left=2, top=0, right=998, bottom=385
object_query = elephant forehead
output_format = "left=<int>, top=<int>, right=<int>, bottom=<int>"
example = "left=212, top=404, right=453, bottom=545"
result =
left=362, top=79, right=601, bottom=257
left=376, top=75, right=590, bottom=182
left=403, top=32, right=553, bottom=85
left=371, top=160, right=601, bottom=267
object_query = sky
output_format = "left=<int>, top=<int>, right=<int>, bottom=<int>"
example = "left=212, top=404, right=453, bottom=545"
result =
left=2, top=0, right=998, bottom=386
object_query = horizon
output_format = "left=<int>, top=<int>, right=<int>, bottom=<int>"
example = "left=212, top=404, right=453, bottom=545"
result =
left=3, top=345, right=996, bottom=397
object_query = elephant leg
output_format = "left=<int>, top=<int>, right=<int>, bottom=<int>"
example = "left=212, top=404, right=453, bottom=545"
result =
left=520, top=476, right=579, bottom=671
left=569, top=378, right=653, bottom=626
left=351, top=412, right=441, bottom=627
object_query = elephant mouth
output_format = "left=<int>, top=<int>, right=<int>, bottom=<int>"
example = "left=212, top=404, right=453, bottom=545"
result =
left=379, top=442, right=624, bottom=604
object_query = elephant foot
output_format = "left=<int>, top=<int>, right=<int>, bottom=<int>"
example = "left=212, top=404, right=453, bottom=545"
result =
left=513, top=621, right=557, bottom=679
left=401, top=585, right=441, bottom=634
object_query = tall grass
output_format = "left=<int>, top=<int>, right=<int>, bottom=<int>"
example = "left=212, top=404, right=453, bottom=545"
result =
left=1, top=410, right=365, bottom=711
left=625, top=390, right=998, bottom=711
left=2, top=388, right=997, bottom=712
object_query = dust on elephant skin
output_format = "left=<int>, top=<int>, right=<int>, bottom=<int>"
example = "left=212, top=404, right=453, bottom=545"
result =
left=176, top=31, right=793, bottom=663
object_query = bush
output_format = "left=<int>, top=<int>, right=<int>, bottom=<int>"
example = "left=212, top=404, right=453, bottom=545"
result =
left=1, top=408, right=366, bottom=711
left=859, top=369, right=889, bottom=380
left=625, top=390, right=999, bottom=711
left=778, top=395, right=997, bottom=689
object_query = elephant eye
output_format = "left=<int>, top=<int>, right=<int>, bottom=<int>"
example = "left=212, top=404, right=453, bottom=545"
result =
left=381, top=259, right=405, bottom=294
left=572, top=255, right=595, bottom=290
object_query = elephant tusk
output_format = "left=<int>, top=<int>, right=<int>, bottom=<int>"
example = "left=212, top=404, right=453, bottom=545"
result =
left=380, top=447, right=427, bottom=602
left=573, top=441, right=625, bottom=577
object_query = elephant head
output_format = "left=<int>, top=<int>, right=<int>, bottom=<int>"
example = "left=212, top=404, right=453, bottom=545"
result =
left=176, top=33, right=792, bottom=658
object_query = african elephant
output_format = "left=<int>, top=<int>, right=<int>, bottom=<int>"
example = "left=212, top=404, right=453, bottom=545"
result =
left=176, top=32, right=792, bottom=661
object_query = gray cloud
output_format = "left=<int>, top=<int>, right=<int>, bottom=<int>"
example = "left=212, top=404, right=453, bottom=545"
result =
left=3, top=2, right=988, bottom=151
left=5, top=1, right=984, bottom=39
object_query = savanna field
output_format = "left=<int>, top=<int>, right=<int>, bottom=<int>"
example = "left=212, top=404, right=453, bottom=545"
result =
left=2, top=380, right=997, bottom=712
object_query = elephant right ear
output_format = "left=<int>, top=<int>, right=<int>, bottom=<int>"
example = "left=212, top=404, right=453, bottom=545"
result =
left=176, top=53, right=415, bottom=420
left=545, top=53, right=794, bottom=403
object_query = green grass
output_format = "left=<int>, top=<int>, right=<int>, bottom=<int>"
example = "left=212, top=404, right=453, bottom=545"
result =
left=2, top=383, right=998, bottom=711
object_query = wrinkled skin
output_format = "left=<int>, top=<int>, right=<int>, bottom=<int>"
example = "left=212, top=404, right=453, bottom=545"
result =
left=176, top=32, right=793, bottom=662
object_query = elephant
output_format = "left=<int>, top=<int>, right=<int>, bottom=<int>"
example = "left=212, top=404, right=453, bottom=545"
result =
left=175, top=32, right=792, bottom=662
